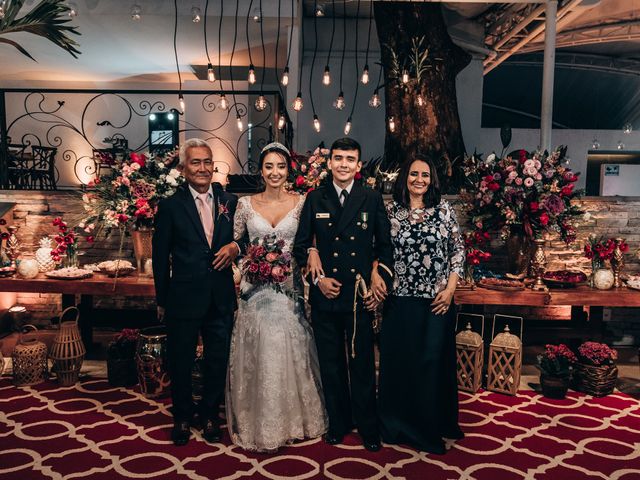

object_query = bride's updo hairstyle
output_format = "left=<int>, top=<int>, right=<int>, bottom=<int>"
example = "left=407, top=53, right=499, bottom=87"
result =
left=257, top=142, right=292, bottom=191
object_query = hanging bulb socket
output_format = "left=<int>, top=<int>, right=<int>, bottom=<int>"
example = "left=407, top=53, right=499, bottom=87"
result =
left=178, top=93, right=185, bottom=111
left=278, top=113, right=286, bottom=130
left=248, top=64, right=256, bottom=84
left=281, top=67, right=290, bottom=86
left=388, top=116, right=396, bottom=133
left=313, top=115, right=321, bottom=133
left=322, top=66, right=331, bottom=86
left=191, top=6, right=202, bottom=23
left=67, top=2, right=78, bottom=17
left=218, top=94, right=229, bottom=110
left=293, top=92, right=303, bottom=112
left=255, top=94, right=267, bottom=112
left=344, top=117, right=352, bottom=136
left=402, top=70, right=409, bottom=84
left=207, top=63, right=215, bottom=83
left=130, top=4, right=141, bottom=20
left=361, top=65, right=370, bottom=85
left=369, top=90, right=381, bottom=108
left=237, top=114, right=244, bottom=131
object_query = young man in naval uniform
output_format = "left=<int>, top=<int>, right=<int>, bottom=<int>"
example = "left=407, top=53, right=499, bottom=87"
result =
left=293, top=137, right=393, bottom=452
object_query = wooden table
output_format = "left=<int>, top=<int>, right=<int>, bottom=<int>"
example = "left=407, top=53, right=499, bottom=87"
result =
left=454, top=285, right=640, bottom=338
left=0, top=273, right=155, bottom=348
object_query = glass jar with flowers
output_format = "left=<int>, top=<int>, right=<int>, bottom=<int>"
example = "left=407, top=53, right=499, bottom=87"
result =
left=461, top=147, right=584, bottom=276
left=536, top=343, right=577, bottom=399
left=50, top=217, right=81, bottom=268
left=462, top=231, right=491, bottom=286
left=106, top=328, right=139, bottom=387
left=573, top=341, right=618, bottom=397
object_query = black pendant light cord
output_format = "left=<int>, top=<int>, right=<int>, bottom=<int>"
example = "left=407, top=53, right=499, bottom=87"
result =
left=309, top=0, right=319, bottom=116
left=204, top=0, right=212, bottom=65
left=230, top=0, right=240, bottom=113
left=217, top=0, right=224, bottom=90
left=173, top=0, right=182, bottom=95
left=259, top=0, right=266, bottom=93
left=348, top=0, right=361, bottom=120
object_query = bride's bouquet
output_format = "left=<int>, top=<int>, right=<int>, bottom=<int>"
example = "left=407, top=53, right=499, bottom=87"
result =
left=242, top=234, right=292, bottom=288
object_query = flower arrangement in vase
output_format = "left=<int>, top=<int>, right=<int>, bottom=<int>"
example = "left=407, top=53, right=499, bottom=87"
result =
left=583, top=235, right=628, bottom=288
left=106, top=328, right=139, bottom=387
left=536, top=343, right=577, bottom=399
left=462, top=231, right=491, bottom=286
left=51, top=217, right=80, bottom=268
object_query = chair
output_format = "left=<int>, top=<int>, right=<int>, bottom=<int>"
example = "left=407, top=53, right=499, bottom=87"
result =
left=29, top=145, right=58, bottom=190
left=7, top=144, right=29, bottom=189
left=92, top=148, right=116, bottom=179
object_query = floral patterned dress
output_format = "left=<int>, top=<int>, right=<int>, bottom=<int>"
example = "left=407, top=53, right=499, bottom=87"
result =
left=378, top=199, right=466, bottom=453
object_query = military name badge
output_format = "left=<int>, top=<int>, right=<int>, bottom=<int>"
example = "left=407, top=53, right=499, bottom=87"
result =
left=360, top=212, right=368, bottom=230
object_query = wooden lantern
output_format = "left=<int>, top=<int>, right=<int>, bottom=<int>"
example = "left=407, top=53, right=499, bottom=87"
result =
left=12, top=324, right=48, bottom=386
left=487, top=314, right=523, bottom=396
left=49, top=307, right=86, bottom=386
left=455, top=313, right=484, bottom=393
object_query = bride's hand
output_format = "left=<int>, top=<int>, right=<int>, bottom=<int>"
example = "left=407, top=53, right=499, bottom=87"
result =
left=307, top=249, right=325, bottom=282
left=212, top=242, right=239, bottom=270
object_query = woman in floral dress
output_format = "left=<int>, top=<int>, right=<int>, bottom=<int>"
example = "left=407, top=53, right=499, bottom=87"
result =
left=378, top=154, right=465, bottom=454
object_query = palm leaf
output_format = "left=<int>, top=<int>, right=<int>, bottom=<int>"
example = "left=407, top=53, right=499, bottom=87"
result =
left=0, top=37, right=36, bottom=60
left=0, top=0, right=81, bottom=61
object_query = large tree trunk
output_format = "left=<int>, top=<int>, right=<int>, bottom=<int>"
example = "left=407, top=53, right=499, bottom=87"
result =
left=375, top=3, right=470, bottom=192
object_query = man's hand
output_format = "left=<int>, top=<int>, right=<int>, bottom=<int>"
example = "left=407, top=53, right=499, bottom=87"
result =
left=212, top=242, right=239, bottom=270
left=370, top=267, right=387, bottom=302
left=318, top=277, right=342, bottom=299
left=431, top=287, right=455, bottom=315
left=307, top=249, right=325, bottom=283
left=157, top=306, right=165, bottom=322
left=363, top=293, right=379, bottom=312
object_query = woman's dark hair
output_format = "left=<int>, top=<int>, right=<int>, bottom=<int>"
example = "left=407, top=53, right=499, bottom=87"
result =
left=257, top=146, right=292, bottom=191
left=393, top=154, right=441, bottom=209
left=330, top=137, right=361, bottom=161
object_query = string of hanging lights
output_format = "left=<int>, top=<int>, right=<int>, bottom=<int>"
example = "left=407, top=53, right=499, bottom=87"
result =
left=362, top=0, right=373, bottom=85
left=282, top=0, right=295, bottom=86
left=323, top=0, right=336, bottom=87
left=246, top=0, right=257, bottom=84
left=292, top=3, right=304, bottom=112
left=216, top=0, right=228, bottom=110
left=333, top=0, right=347, bottom=111
left=230, top=0, right=243, bottom=129
left=203, top=0, right=215, bottom=83
left=255, top=0, right=268, bottom=112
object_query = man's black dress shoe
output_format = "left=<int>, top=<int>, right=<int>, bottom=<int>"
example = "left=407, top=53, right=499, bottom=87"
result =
left=202, top=419, right=223, bottom=443
left=363, top=436, right=381, bottom=452
left=324, top=432, right=344, bottom=445
left=172, top=420, right=191, bottom=446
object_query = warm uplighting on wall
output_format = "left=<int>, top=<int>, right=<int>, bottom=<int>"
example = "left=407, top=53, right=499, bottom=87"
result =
left=207, top=63, right=215, bottom=82
left=292, top=92, right=303, bottom=111
left=323, top=66, right=331, bottom=86
left=313, top=115, right=321, bottom=132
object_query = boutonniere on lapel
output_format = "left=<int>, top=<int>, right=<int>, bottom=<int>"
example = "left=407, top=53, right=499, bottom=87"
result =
left=217, top=200, right=230, bottom=221
left=360, top=212, right=368, bottom=230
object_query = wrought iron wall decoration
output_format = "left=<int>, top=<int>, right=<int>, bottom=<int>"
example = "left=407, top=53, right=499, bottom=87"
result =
left=0, top=88, right=288, bottom=189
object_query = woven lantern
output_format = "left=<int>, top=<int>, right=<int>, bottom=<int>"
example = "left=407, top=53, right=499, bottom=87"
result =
left=455, top=313, right=484, bottom=393
left=49, top=307, right=86, bottom=386
left=12, top=324, right=48, bottom=386
left=487, top=315, right=523, bottom=396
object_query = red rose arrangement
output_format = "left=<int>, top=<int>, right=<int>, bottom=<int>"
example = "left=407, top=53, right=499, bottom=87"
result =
left=584, top=235, right=628, bottom=262
left=537, top=343, right=577, bottom=377
left=50, top=217, right=80, bottom=264
left=577, top=341, right=617, bottom=366
left=242, top=234, right=292, bottom=287
left=462, top=147, right=583, bottom=244
left=464, top=231, right=492, bottom=266
left=286, top=147, right=331, bottom=194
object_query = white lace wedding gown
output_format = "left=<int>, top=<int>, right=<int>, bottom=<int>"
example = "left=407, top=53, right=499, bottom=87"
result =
left=226, top=195, right=327, bottom=452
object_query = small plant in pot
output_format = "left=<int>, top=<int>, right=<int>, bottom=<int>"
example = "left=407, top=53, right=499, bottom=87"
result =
left=573, top=341, right=618, bottom=397
left=537, top=343, right=577, bottom=399
left=107, top=328, right=139, bottom=387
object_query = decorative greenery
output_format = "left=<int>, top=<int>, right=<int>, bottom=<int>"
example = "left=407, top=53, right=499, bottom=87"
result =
left=0, top=0, right=81, bottom=61
left=537, top=344, right=577, bottom=377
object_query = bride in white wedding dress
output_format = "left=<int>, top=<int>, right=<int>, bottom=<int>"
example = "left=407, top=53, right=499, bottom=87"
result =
left=226, top=142, right=327, bottom=452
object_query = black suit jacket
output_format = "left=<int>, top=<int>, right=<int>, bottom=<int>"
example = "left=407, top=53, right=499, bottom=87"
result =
left=153, top=183, right=238, bottom=319
left=294, top=182, right=393, bottom=312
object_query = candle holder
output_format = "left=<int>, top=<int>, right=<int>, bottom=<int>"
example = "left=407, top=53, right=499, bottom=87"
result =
left=610, top=238, right=625, bottom=288
left=530, top=237, right=548, bottom=291
left=6, top=225, right=21, bottom=268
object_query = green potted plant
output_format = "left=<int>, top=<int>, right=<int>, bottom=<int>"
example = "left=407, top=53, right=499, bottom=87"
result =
left=107, top=328, right=139, bottom=387
left=537, top=343, right=577, bottom=399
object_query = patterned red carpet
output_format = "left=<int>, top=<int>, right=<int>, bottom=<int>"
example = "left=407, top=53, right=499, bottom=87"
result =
left=0, top=378, right=639, bottom=480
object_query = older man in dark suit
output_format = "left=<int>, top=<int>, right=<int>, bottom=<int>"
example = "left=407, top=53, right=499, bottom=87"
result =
left=293, top=137, right=393, bottom=452
left=153, top=138, right=239, bottom=446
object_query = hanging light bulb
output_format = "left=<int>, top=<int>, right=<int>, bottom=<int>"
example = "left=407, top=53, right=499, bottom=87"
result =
left=591, top=138, right=600, bottom=150
left=237, top=114, right=244, bottom=131
left=178, top=93, right=185, bottom=111
left=248, top=64, right=256, bottom=84
left=402, top=70, right=409, bottom=84
left=416, top=94, right=425, bottom=107
left=313, top=115, right=321, bottom=133
left=207, top=63, right=215, bottom=83
left=322, top=66, right=331, bottom=86
left=361, top=65, right=370, bottom=85
left=292, top=92, right=303, bottom=111
left=130, top=4, right=141, bottom=20
left=333, top=91, right=345, bottom=110
left=67, top=2, right=78, bottom=17
left=315, top=4, right=325, bottom=17
left=623, top=123, right=633, bottom=134
left=217, top=94, right=229, bottom=110
left=369, top=90, right=381, bottom=108
left=278, top=113, right=286, bottom=130
left=617, top=141, right=625, bottom=150
left=255, top=94, right=267, bottom=112
left=191, top=6, right=202, bottom=23
left=388, top=116, right=396, bottom=132
left=344, top=117, right=352, bottom=135
left=281, top=67, right=290, bottom=86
